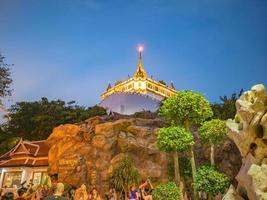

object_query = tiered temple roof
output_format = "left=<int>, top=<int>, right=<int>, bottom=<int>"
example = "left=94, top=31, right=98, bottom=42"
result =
left=101, top=50, right=177, bottom=101
left=0, top=139, right=49, bottom=167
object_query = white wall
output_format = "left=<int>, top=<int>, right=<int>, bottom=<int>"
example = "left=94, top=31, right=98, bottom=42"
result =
left=100, top=93, right=161, bottom=115
left=0, top=167, right=47, bottom=189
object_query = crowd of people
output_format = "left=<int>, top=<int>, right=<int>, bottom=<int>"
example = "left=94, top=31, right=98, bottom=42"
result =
left=0, top=178, right=154, bottom=200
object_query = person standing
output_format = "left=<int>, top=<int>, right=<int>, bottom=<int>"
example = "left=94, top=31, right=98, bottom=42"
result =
left=74, top=184, right=88, bottom=200
left=90, top=188, right=101, bottom=200
left=128, top=186, right=137, bottom=200
left=44, top=183, right=67, bottom=200
left=1, top=192, right=15, bottom=200
left=105, top=189, right=116, bottom=200
left=16, top=188, right=28, bottom=200
left=139, top=180, right=153, bottom=200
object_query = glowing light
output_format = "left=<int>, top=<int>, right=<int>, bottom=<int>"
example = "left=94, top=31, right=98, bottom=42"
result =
left=138, top=45, right=144, bottom=52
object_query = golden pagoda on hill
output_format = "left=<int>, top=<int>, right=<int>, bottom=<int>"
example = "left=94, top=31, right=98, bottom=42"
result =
left=100, top=46, right=177, bottom=115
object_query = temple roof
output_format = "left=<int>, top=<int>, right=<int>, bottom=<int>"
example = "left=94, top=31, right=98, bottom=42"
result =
left=134, top=51, right=147, bottom=78
left=0, top=139, right=49, bottom=167
left=101, top=48, right=177, bottom=101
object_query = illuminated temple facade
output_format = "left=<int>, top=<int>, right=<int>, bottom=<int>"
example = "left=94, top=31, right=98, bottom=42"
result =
left=100, top=50, right=177, bottom=115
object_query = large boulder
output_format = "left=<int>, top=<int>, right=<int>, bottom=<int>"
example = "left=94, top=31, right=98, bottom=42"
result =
left=47, top=113, right=242, bottom=196
left=225, top=84, right=267, bottom=200
left=47, top=116, right=169, bottom=194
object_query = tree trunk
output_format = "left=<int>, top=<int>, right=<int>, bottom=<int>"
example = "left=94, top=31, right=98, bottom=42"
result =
left=173, top=151, right=184, bottom=200
left=191, top=146, right=198, bottom=200
left=180, top=176, right=187, bottom=200
left=184, top=118, right=198, bottom=200
left=173, top=151, right=181, bottom=185
left=210, top=143, right=215, bottom=165
left=208, top=193, right=213, bottom=200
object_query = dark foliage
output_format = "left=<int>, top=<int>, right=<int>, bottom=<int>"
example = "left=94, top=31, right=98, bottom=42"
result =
left=211, top=89, right=243, bottom=120
left=0, top=98, right=106, bottom=154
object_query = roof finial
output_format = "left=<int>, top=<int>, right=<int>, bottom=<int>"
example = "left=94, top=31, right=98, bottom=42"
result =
left=134, top=45, right=147, bottom=78
left=170, top=81, right=175, bottom=90
left=138, top=45, right=143, bottom=60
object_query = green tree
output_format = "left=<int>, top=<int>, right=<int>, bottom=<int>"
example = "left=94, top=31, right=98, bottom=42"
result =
left=110, top=158, right=139, bottom=200
left=198, top=119, right=226, bottom=165
left=0, top=129, right=20, bottom=155
left=160, top=90, right=213, bottom=200
left=0, top=98, right=106, bottom=154
left=0, top=53, right=12, bottom=106
left=211, top=90, right=243, bottom=120
left=2, top=98, right=106, bottom=140
left=193, top=165, right=230, bottom=200
left=157, top=126, right=194, bottom=189
left=160, top=91, right=213, bottom=126
left=152, top=182, right=181, bottom=200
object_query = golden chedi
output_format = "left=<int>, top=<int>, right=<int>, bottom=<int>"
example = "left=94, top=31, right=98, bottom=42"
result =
left=100, top=46, right=177, bottom=115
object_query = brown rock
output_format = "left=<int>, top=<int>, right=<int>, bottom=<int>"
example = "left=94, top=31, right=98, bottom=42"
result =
left=47, top=115, right=169, bottom=195
left=92, top=135, right=106, bottom=149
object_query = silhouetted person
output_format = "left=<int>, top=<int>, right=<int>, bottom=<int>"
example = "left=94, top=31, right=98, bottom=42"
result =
left=45, top=183, right=67, bottom=200
left=2, top=192, right=15, bottom=200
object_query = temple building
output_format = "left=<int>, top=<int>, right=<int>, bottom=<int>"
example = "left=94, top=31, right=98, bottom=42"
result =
left=0, top=139, right=50, bottom=191
left=100, top=47, right=177, bottom=114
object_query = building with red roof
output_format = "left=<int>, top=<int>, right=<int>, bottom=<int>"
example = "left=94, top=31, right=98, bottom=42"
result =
left=0, top=138, right=50, bottom=189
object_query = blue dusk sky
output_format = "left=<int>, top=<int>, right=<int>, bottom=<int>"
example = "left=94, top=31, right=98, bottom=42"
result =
left=0, top=0, right=267, bottom=108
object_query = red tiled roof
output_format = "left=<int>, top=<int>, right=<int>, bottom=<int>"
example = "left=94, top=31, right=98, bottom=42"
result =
left=0, top=158, right=48, bottom=167
left=31, top=141, right=50, bottom=156
left=24, top=143, right=38, bottom=155
left=34, top=159, right=49, bottom=166
left=0, top=159, right=27, bottom=166
left=0, top=139, right=49, bottom=167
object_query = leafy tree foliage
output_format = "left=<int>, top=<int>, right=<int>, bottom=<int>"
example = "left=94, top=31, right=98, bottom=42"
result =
left=159, top=91, right=213, bottom=127
left=199, top=119, right=226, bottom=144
left=152, top=182, right=181, bottom=200
left=157, top=127, right=194, bottom=152
left=0, top=53, right=12, bottom=106
left=1, top=98, right=106, bottom=141
left=193, top=165, right=230, bottom=197
left=0, top=128, right=20, bottom=155
left=157, top=126, right=194, bottom=188
left=159, top=91, right=213, bottom=200
left=110, top=158, right=139, bottom=200
left=211, top=90, right=243, bottom=120
left=198, top=119, right=226, bottom=165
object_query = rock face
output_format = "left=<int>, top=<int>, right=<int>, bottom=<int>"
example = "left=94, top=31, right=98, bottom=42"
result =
left=195, top=139, right=241, bottom=183
left=47, top=113, right=242, bottom=196
left=225, top=84, right=267, bottom=200
left=47, top=115, right=169, bottom=193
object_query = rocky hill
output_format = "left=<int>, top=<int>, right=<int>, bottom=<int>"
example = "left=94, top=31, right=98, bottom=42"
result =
left=47, top=111, right=241, bottom=195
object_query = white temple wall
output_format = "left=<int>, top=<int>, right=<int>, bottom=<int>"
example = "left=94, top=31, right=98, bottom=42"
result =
left=99, top=93, right=161, bottom=115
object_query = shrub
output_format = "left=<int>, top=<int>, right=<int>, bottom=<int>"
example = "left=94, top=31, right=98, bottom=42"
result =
left=193, top=165, right=230, bottom=196
left=152, top=182, right=181, bottom=200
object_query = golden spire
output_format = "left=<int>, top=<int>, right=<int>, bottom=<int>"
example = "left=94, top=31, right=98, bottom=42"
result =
left=134, top=45, right=147, bottom=78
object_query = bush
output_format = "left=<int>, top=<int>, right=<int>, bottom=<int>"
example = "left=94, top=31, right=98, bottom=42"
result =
left=198, top=119, right=226, bottom=144
left=110, top=158, right=139, bottom=198
left=152, top=182, right=181, bottom=200
left=156, top=126, right=194, bottom=152
left=193, top=165, right=230, bottom=196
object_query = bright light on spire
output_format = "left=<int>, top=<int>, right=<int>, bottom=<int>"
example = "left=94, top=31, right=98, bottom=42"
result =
left=137, top=44, right=144, bottom=52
